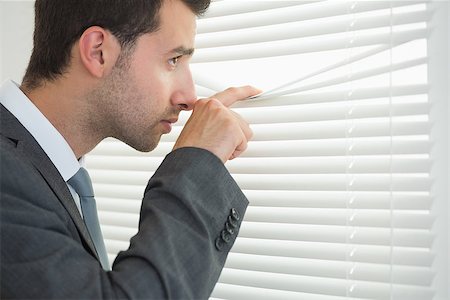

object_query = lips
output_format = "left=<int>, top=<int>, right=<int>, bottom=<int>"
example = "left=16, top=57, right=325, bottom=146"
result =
left=160, top=117, right=178, bottom=133
left=164, top=117, right=178, bottom=124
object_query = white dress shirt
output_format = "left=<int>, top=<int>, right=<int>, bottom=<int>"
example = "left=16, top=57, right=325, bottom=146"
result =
left=0, top=80, right=84, bottom=216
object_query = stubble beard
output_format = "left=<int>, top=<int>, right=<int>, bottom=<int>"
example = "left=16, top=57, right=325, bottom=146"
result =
left=87, top=53, right=163, bottom=153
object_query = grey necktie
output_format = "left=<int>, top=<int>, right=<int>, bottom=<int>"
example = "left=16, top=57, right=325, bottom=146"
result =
left=68, top=167, right=110, bottom=271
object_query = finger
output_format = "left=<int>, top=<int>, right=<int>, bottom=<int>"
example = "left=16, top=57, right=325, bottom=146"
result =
left=231, top=110, right=253, bottom=141
left=230, top=131, right=248, bottom=160
left=228, top=112, right=252, bottom=161
left=212, top=86, right=262, bottom=107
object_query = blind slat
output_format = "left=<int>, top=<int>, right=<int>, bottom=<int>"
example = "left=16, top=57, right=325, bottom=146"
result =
left=176, top=102, right=429, bottom=125
left=96, top=197, right=141, bottom=213
left=102, top=225, right=138, bottom=242
left=191, top=29, right=427, bottom=63
left=238, top=222, right=433, bottom=247
left=234, top=174, right=431, bottom=191
left=243, top=207, right=433, bottom=229
left=225, top=253, right=433, bottom=285
left=217, top=269, right=433, bottom=299
left=99, top=211, right=139, bottom=228
left=89, top=155, right=430, bottom=174
left=204, top=2, right=315, bottom=19
left=104, top=239, right=131, bottom=254
left=87, top=138, right=431, bottom=158
left=232, top=85, right=428, bottom=108
left=93, top=183, right=145, bottom=199
left=242, top=139, right=431, bottom=157
left=228, top=157, right=430, bottom=174
left=244, top=190, right=431, bottom=210
left=196, top=10, right=429, bottom=48
left=212, top=283, right=362, bottom=300
left=197, top=1, right=423, bottom=33
left=248, top=120, right=430, bottom=141
left=160, top=120, right=430, bottom=142
left=232, top=238, right=433, bottom=267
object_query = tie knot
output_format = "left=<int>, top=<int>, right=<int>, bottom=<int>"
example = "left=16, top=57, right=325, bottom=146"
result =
left=68, top=167, right=94, bottom=197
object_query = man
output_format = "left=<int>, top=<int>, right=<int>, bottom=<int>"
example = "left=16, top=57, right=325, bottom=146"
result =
left=0, top=0, right=260, bottom=298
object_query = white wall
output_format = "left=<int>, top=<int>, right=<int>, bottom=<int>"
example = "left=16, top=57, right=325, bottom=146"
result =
left=0, top=0, right=35, bottom=83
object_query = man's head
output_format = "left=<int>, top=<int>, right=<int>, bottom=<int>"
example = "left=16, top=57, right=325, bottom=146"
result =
left=22, top=0, right=209, bottom=90
left=22, top=0, right=210, bottom=154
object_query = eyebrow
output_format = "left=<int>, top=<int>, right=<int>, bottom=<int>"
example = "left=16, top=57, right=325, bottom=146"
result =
left=172, top=46, right=195, bottom=57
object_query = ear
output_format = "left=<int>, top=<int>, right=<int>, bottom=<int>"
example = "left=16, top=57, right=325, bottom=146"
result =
left=78, top=26, right=120, bottom=78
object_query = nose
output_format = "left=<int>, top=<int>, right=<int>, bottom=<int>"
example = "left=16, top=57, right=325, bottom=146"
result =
left=171, top=68, right=197, bottom=111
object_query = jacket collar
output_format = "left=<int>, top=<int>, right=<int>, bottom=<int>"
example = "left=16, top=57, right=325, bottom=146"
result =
left=0, top=104, right=100, bottom=261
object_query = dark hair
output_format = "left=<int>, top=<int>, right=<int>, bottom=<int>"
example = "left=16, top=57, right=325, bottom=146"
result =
left=22, top=0, right=210, bottom=90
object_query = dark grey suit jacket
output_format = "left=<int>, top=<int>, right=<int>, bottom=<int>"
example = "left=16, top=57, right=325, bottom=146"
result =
left=0, top=104, right=248, bottom=299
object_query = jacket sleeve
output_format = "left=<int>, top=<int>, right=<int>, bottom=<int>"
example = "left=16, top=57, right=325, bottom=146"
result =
left=0, top=145, right=248, bottom=299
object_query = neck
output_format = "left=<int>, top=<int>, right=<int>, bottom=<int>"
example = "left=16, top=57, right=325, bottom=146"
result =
left=20, top=80, right=102, bottom=159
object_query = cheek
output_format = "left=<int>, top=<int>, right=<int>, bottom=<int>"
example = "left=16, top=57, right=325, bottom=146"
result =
left=145, top=77, right=173, bottom=108
left=129, top=82, right=166, bottom=123
left=128, top=58, right=173, bottom=112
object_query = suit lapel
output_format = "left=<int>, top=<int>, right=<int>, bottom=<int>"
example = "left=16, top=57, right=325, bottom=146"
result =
left=1, top=105, right=99, bottom=261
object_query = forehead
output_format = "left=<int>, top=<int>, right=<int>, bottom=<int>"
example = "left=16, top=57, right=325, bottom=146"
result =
left=153, top=0, right=197, bottom=51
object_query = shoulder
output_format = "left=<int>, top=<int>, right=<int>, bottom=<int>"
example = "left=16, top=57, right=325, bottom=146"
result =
left=1, top=135, right=36, bottom=181
left=0, top=136, right=51, bottom=207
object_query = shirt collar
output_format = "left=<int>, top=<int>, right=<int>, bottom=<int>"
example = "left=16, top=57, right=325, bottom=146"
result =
left=0, top=80, right=82, bottom=181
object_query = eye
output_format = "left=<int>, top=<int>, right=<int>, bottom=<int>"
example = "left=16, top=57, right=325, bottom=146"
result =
left=168, top=55, right=182, bottom=67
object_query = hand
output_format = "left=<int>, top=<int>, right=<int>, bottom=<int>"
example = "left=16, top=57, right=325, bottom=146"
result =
left=173, top=86, right=261, bottom=163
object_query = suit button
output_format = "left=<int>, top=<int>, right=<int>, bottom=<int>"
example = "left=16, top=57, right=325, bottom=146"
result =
left=221, top=230, right=231, bottom=243
left=215, top=237, right=225, bottom=251
left=225, top=222, right=235, bottom=235
left=230, top=208, right=240, bottom=221
left=227, top=216, right=238, bottom=228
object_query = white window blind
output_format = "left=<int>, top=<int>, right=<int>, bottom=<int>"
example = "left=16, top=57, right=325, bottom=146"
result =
left=86, top=1, right=449, bottom=299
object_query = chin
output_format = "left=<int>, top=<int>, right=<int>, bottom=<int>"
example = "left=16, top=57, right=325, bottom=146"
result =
left=132, top=141, right=159, bottom=153
left=115, top=133, right=161, bottom=153
left=135, top=136, right=162, bottom=153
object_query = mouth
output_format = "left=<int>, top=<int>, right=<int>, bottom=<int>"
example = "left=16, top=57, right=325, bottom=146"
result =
left=160, top=117, right=178, bottom=133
